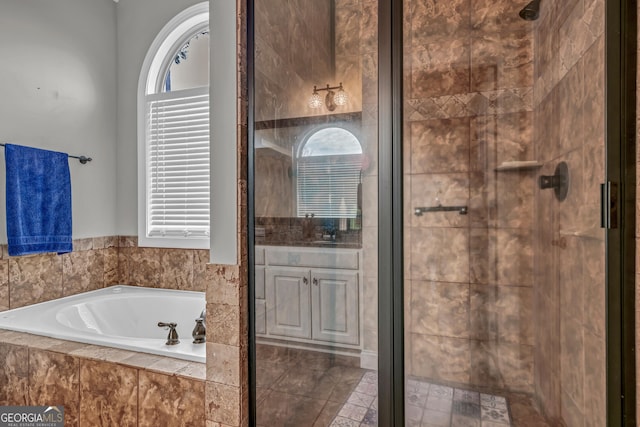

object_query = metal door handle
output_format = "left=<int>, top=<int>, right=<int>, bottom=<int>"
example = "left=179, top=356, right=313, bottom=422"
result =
left=313, top=278, right=318, bottom=286
left=303, top=277, right=308, bottom=284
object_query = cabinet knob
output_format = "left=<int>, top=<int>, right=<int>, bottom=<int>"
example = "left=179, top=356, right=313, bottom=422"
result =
left=313, top=278, right=318, bottom=286
left=303, top=277, right=308, bottom=284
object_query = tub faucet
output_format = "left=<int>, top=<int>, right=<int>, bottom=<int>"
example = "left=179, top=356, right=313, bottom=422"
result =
left=157, top=322, right=180, bottom=345
left=192, top=308, right=206, bottom=344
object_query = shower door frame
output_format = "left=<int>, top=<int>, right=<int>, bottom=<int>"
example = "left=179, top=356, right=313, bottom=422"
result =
left=246, top=0, right=638, bottom=425
left=605, top=0, right=637, bottom=425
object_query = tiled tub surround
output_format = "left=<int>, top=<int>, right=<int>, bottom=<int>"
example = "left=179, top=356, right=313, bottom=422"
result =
left=0, top=286, right=206, bottom=362
left=0, top=236, right=210, bottom=311
left=0, top=328, right=205, bottom=426
left=403, top=0, right=536, bottom=395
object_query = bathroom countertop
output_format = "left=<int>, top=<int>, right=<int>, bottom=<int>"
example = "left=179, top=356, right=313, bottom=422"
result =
left=255, top=240, right=362, bottom=249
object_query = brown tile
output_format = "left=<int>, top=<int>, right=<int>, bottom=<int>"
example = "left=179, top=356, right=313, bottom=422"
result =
left=471, top=0, right=532, bottom=33
left=409, top=333, right=470, bottom=384
left=561, top=390, right=584, bottom=427
left=410, top=38, right=470, bottom=98
left=582, top=239, right=605, bottom=336
left=255, top=361, right=287, bottom=389
left=313, top=400, right=343, bottom=426
left=192, top=250, right=210, bottom=292
left=256, top=390, right=325, bottom=426
left=205, top=381, right=240, bottom=426
left=0, top=343, right=28, bottom=405
left=73, top=238, right=93, bottom=252
left=471, top=31, right=533, bottom=92
left=498, top=342, right=534, bottom=393
left=207, top=264, right=241, bottom=305
left=496, top=286, right=533, bottom=346
left=0, top=260, right=8, bottom=310
left=470, top=228, right=533, bottom=286
left=410, top=227, right=469, bottom=283
left=207, top=342, right=241, bottom=386
left=582, top=36, right=604, bottom=147
left=103, top=247, right=119, bottom=286
left=469, top=285, right=499, bottom=342
left=560, top=318, right=584, bottom=407
left=410, top=118, right=470, bottom=174
left=29, top=350, right=80, bottom=426
left=272, top=366, right=338, bottom=400
left=160, top=249, right=194, bottom=290
left=410, top=281, right=470, bottom=338
left=207, top=303, right=243, bottom=347
left=138, top=371, right=205, bottom=427
left=410, top=174, right=470, bottom=228
left=62, top=249, right=104, bottom=296
left=556, top=63, right=585, bottom=157
left=494, top=173, right=534, bottom=229
left=583, top=330, right=606, bottom=427
left=79, top=359, right=137, bottom=426
left=129, top=247, right=161, bottom=287
left=409, top=0, right=470, bottom=44
left=470, top=340, right=503, bottom=389
left=9, top=253, right=63, bottom=308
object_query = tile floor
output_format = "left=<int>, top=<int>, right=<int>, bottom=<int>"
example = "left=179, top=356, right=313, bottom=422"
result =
left=331, top=375, right=513, bottom=427
left=255, top=345, right=550, bottom=427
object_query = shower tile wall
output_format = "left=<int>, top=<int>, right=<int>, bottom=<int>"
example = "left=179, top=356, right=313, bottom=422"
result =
left=0, top=236, right=210, bottom=311
left=533, top=0, right=605, bottom=425
left=404, top=0, right=535, bottom=393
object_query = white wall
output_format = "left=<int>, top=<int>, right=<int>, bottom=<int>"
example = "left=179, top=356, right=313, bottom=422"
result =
left=115, top=0, right=203, bottom=236
left=0, top=0, right=118, bottom=240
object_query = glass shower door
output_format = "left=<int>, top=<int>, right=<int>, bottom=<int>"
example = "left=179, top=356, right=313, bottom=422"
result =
left=252, top=1, right=380, bottom=425
left=402, top=0, right=607, bottom=426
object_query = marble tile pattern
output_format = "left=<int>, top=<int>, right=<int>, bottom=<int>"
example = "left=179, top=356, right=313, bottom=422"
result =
left=330, top=375, right=522, bottom=427
left=532, top=0, right=606, bottom=424
left=0, top=236, right=211, bottom=311
left=401, top=0, right=555, bottom=399
left=0, top=330, right=206, bottom=427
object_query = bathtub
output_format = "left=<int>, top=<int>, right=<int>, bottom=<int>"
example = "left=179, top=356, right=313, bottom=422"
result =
left=0, top=285, right=206, bottom=363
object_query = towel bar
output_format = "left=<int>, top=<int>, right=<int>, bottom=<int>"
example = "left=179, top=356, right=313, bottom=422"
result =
left=0, top=143, right=92, bottom=164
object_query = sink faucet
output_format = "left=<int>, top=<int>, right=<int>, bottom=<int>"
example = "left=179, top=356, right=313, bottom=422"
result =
left=157, top=322, right=180, bottom=345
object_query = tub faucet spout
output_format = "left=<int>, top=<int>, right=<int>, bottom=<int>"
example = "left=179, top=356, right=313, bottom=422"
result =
left=158, top=322, right=180, bottom=345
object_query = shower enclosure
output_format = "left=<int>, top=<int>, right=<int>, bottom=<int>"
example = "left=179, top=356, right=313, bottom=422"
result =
left=248, top=0, right=636, bottom=425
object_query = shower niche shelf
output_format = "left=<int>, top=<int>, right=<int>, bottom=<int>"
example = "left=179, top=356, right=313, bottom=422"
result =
left=495, top=161, right=543, bottom=171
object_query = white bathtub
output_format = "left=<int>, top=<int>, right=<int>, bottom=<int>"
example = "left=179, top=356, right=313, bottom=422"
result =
left=0, top=285, right=206, bottom=363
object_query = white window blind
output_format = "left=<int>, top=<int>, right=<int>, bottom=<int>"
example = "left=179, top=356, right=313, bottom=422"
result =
left=297, top=154, right=361, bottom=218
left=146, top=86, right=210, bottom=238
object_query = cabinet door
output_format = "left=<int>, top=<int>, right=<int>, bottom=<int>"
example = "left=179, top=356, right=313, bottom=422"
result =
left=311, top=270, right=359, bottom=345
left=265, top=267, right=311, bottom=339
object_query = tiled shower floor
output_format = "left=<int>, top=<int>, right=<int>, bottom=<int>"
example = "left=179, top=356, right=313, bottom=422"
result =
left=331, top=374, right=512, bottom=427
left=256, top=346, right=549, bottom=426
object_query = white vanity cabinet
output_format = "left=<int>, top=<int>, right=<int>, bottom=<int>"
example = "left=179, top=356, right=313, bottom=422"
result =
left=255, top=246, right=361, bottom=349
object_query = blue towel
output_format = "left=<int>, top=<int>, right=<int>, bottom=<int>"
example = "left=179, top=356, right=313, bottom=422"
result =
left=5, top=144, right=72, bottom=256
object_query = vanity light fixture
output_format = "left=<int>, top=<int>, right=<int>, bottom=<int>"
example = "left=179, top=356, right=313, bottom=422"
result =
left=309, top=83, right=348, bottom=111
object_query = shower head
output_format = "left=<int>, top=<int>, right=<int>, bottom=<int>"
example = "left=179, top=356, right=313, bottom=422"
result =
left=519, top=0, right=541, bottom=21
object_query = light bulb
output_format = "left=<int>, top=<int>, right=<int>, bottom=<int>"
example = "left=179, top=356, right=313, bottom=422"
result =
left=334, top=88, right=348, bottom=106
left=309, top=92, right=322, bottom=109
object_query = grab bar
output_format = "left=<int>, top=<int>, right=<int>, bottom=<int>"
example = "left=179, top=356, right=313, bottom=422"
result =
left=414, top=206, right=468, bottom=216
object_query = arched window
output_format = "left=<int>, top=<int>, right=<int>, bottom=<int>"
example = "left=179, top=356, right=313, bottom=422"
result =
left=138, top=3, right=210, bottom=249
left=296, top=127, right=362, bottom=218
